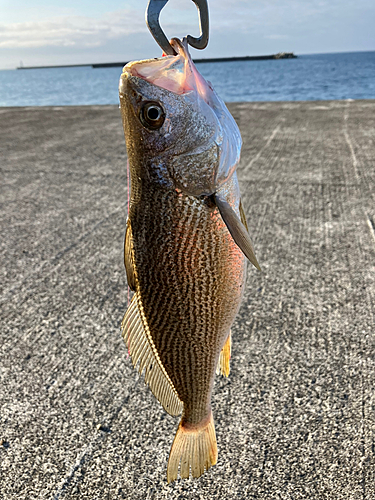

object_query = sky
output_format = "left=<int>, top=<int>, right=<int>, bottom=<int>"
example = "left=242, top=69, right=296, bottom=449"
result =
left=0, top=0, right=374, bottom=69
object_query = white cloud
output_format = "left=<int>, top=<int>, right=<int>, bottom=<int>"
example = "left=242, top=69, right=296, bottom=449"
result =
left=265, top=34, right=290, bottom=40
left=1, top=0, right=372, bottom=51
left=0, top=9, right=145, bottom=49
left=0, top=0, right=373, bottom=68
left=0, top=1, right=328, bottom=50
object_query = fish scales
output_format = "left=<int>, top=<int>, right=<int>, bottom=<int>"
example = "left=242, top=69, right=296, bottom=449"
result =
left=119, top=37, right=259, bottom=482
left=129, top=180, right=245, bottom=424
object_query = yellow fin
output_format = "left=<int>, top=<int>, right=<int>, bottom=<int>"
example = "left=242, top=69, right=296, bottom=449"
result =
left=216, top=332, right=231, bottom=377
left=121, top=295, right=183, bottom=416
left=167, top=412, right=217, bottom=483
left=124, top=220, right=136, bottom=291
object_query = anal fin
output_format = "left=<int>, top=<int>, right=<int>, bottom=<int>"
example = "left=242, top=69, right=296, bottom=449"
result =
left=121, top=294, right=183, bottom=416
left=216, top=332, right=231, bottom=377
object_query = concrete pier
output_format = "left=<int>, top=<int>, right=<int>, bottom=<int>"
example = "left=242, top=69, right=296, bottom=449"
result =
left=1, top=100, right=374, bottom=499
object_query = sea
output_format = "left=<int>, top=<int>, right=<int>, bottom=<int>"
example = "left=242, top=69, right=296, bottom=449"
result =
left=0, top=51, right=374, bottom=106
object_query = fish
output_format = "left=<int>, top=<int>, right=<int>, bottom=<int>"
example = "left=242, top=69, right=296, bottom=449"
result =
left=119, top=37, right=260, bottom=483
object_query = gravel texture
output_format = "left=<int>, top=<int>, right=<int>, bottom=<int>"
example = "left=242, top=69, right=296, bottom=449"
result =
left=1, top=100, right=375, bottom=499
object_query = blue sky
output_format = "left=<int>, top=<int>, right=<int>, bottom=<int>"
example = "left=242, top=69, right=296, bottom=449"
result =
left=0, top=0, right=374, bottom=69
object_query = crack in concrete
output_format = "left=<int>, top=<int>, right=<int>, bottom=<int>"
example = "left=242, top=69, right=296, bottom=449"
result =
left=343, top=102, right=360, bottom=183
left=51, top=386, right=136, bottom=500
left=246, top=125, right=280, bottom=169
left=366, top=214, right=375, bottom=247
left=0, top=202, right=126, bottom=306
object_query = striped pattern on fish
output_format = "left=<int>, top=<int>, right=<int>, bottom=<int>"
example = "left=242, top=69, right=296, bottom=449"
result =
left=119, top=37, right=259, bottom=482
left=129, top=180, right=245, bottom=422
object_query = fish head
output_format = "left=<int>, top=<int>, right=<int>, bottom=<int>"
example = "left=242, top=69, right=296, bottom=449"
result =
left=119, top=38, right=242, bottom=197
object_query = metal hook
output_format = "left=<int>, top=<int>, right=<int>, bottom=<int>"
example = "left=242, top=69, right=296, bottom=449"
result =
left=146, top=0, right=209, bottom=56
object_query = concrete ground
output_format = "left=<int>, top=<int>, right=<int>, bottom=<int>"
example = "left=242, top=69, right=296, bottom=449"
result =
left=1, top=100, right=374, bottom=499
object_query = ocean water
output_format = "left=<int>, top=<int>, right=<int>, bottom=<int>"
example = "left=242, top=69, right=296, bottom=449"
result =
left=0, top=51, right=374, bottom=106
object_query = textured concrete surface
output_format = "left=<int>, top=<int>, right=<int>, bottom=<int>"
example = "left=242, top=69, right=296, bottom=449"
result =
left=1, top=100, right=375, bottom=499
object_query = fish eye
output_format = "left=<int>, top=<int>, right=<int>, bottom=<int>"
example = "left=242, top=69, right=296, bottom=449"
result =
left=140, top=101, right=165, bottom=130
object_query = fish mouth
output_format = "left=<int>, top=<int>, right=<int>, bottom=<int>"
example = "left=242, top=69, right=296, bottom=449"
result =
left=120, top=38, right=243, bottom=194
left=123, top=38, right=210, bottom=99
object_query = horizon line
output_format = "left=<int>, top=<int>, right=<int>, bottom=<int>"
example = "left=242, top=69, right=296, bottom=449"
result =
left=1, top=48, right=374, bottom=71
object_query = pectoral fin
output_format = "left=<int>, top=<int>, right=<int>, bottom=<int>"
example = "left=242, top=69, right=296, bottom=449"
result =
left=214, top=193, right=261, bottom=271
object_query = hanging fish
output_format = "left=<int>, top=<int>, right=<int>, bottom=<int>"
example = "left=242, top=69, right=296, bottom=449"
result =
left=119, top=37, right=260, bottom=483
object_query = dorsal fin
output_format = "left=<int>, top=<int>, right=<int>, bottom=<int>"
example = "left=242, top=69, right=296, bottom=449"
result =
left=121, top=295, right=183, bottom=416
left=124, top=220, right=136, bottom=291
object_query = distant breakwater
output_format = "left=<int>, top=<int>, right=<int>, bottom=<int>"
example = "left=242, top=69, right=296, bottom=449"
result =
left=16, top=53, right=297, bottom=70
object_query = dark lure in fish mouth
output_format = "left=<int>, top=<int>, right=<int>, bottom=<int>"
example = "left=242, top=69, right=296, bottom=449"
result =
left=119, top=36, right=260, bottom=483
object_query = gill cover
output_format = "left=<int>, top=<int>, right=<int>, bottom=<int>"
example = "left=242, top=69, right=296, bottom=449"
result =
left=120, top=38, right=260, bottom=268
left=121, top=37, right=242, bottom=196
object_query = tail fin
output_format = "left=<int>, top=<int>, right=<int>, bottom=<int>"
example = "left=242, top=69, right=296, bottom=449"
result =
left=167, top=412, right=217, bottom=483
